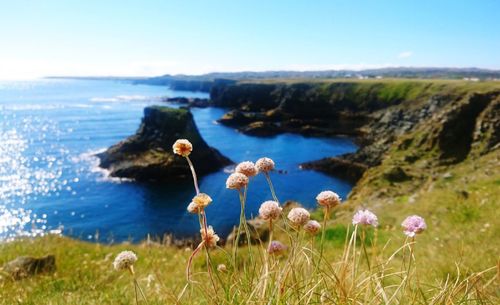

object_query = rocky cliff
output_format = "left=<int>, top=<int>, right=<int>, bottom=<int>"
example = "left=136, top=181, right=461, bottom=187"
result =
left=210, top=80, right=500, bottom=186
left=97, top=106, right=231, bottom=181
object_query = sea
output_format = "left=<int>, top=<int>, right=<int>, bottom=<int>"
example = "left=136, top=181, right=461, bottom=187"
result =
left=0, top=79, right=357, bottom=242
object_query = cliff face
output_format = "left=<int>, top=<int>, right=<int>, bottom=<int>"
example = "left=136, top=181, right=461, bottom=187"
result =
left=98, top=106, right=231, bottom=181
left=210, top=80, right=500, bottom=185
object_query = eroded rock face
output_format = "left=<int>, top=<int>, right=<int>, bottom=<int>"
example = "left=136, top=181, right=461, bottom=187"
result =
left=97, top=106, right=232, bottom=181
left=2, top=255, right=56, bottom=280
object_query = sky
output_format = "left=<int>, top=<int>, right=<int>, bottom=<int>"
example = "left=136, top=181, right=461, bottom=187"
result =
left=0, top=0, right=499, bottom=79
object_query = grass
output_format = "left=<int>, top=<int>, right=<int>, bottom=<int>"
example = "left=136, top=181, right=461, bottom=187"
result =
left=1, top=149, right=499, bottom=304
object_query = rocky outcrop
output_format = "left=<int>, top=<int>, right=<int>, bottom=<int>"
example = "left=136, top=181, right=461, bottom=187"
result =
left=97, top=106, right=232, bottom=181
left=161, top=97, right=212, bottom=108
left=2, top=255, right=56, bottom=280
left=210, top=81, right=500, bottom=185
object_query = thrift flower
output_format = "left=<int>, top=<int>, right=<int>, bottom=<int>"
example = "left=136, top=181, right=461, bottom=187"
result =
left=235, top=161, right=258, bottom=177
left=217, top=264, right=227, bottom=273
left=352, top=209, right=379, bottom=227
left=187, top=201, right=200, bottom=214
left=316, top=191, right=342, bottom=209
left=267, top=240, right=287, bottom=256
left=172, top=139, right=193, bottom=157
left=287, top=207, right=310, bottom=227
left=255, top=157, right=275, bottom=173
left=259, top=200, right=282, bottom=221
left=226, top=173, right=249, bottom=190
left=192, top=193, right=212, bottom=208
left=113, top=250, right=137, bottom=271
left=303, top=220, right=321, bottom=235
left=401, top=215, right=427, bottom=237
left=201, top=226, right=220, bottom=248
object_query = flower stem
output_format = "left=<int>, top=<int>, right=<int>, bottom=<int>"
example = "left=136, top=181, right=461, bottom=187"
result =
left=185, top=156, right=199, bottom=195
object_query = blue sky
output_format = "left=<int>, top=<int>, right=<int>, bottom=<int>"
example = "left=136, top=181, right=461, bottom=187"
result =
left=0, top=0, right=499, bottom=79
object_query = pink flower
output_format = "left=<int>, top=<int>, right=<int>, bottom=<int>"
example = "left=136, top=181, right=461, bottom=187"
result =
left=255, top=157, right=275, bottom=173
left=225, top=173, right=249, bottom=190
left=235, top=161, right=258, bottom=177
left=303, top=220, right=321, bottom=235
left=267, top=240, right=287, bottom=255
left=287, top=207, right=310, bottom=227
left=401, top=215, right=427, bottom=237
left=352, top=210, right=378, bottom=227
left=259, top=200, right=282, bottom=221
left=316, top=191, right=342, bottom=209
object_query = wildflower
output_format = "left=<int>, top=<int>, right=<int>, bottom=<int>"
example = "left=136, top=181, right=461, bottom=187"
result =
left=287, top=207, right=310, bottom=227
left=201, top=226, right=220, bottom=248
left=187, top=201, right=200, bottom=214
left=192, top=193, right=212, bottom=208
left=303, top=220, right=321, bottom=235
left=259, top=200, right=282, bottom=221
left=316, top=191, right=342, bottom=209
left=235, top=161, right=258, bottom=177
left=255, top=157, right=275, bottom=173
left=217, top=264, right=227, bottom=273
left=172, top=139, right=193, bottom=157
left=225, top=172, right=249, bottom=190
left=113, top=250, right=137, bottom=272
left=401, top=215, right=427, bottom=237
left=352, top=209, right=378, bottom=227
left=267, top=240, right=287, bottom=255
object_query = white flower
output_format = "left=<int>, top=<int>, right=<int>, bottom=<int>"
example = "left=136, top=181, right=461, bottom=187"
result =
left=235, top=161, right=258, bottom=177
left=316, top=191, right=342, bottom=208
left=172, top=139, right=193, bottom=157
left=259, top=200, right=282, bottom=221
left=287, top=207, right=310, bottom=227
left=201, top=226, right=220, bottom=248
left=113, top=250, right=137, bottom=271
left=226, top=173, right=249, bottom=190
left=256, top=157, right=275, bottom=173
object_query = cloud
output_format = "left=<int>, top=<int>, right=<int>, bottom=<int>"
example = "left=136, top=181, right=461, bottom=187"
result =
left=398, top=51, right=413, bottom=59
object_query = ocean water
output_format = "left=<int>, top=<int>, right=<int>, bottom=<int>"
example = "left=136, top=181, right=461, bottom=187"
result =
left=0, top=79, right=357, bottom=242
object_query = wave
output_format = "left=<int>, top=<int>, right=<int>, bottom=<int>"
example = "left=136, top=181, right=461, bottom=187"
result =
left=90, top=95, right=161, bottom=103
left=72, top=148, right=133, bottom=183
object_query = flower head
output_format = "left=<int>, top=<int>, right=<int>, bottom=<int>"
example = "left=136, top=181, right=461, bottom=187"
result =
left=256, top=157, right=275, bottom=173
left=316, top=191, right=342, bottom=209
left=287, top=207, right=310, bottom=227
left=201, top=226, right=220, bottom=248
left=187, top=201, right=200, bottom=214
left=401, top=215, right=427, bottom=237
left=235, top=161, right=258, bottom=177
left=259, top=200, right=282, bottom=221
left=303, top=220, right=321, bottom=235
left=113, top=250, right=137, bottom=271
left=225, top=173, right=249, bottom=190
left=192, top=193, right=212, bottom=208
left=172, top=139, right=193, bottom=157
left=267, top=240, right=287, bottom=256
left=352, top=210, right=378, bottom=227
left=217, top=264, right=227, bottom=272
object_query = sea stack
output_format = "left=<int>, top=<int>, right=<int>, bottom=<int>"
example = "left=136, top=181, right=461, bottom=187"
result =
left=97, top=106, right=231, bottom=181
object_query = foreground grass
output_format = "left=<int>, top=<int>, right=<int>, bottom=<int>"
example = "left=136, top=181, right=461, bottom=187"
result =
left=1, top=143, right=499, bottom=304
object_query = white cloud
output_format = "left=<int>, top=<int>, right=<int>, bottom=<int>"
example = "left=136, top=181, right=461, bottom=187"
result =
left=398, top=51, right=413, bottom=59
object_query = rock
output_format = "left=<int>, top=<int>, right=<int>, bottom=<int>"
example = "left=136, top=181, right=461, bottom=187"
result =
left=226, top=218, right=270, bottom=246
left=300, top=156, right=368, bottom=184
left=97, top=106, right=232, bottom=181
left=383, top=166, right=411, bottom=182
left=240, top=121, right=280, bottom=136
left=2, top=255, right=56, bottom=280
left=162, top=97, right=211, bottom=108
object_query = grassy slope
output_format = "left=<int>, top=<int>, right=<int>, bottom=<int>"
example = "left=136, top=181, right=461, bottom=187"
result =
left=1, top=79, right=499, bottom=304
